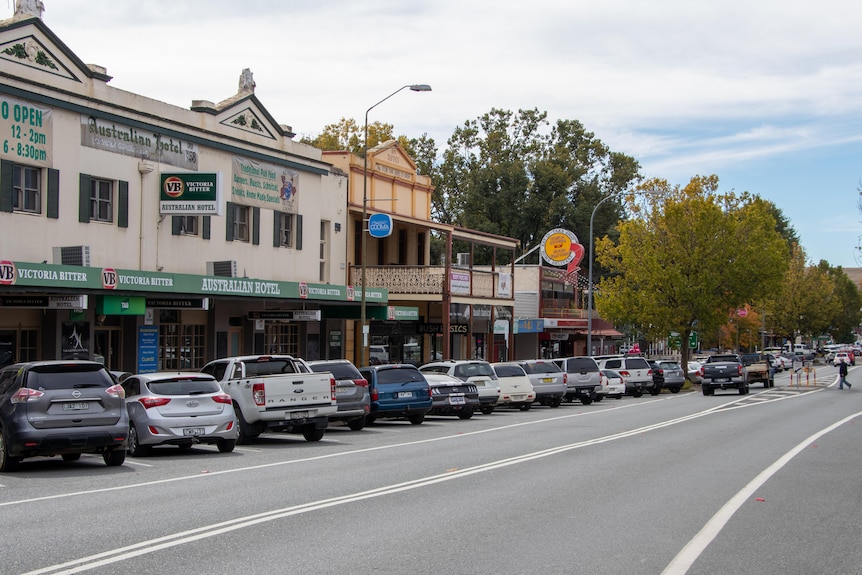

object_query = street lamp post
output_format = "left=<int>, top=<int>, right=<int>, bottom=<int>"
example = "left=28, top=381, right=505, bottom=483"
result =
left=586, top=193, right=622, bottom=357
left=359, top=84, right=431, bottom=367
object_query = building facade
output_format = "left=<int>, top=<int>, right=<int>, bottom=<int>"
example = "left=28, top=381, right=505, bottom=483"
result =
left=0, top=11, right=381, bottom=371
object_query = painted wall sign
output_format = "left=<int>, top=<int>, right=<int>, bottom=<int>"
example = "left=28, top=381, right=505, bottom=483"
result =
left=0, top=95, right=52, bottom=166
left=231, top=156, right=299, bottom=213
left=81, top=116, right=198, bottom=170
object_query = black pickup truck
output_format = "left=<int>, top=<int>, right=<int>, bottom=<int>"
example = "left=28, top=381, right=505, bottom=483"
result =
left=700, top=354, right=749, bottom=396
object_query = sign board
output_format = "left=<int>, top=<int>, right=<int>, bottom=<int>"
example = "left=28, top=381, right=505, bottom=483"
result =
left=247, top=310, right=322, bottom=321
left=1, top=95, right=52, bottom=166
left=137, top=326, right=159, bottom=374
left=540, top=228, right=583, bottom=267
left=159, top=173, right=221, bottom=215
left=368, top=213, right=393, bottom=238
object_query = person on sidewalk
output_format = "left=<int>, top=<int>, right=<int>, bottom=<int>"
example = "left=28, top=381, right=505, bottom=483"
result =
left=838, top=359, right=851, bottom=390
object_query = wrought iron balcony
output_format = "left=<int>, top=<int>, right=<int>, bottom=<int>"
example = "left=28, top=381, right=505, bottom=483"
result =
left=349, top=265, right=511, bottom=299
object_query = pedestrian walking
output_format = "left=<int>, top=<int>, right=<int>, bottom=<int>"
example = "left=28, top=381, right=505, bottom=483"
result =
left=838, top=360, right=851, bottom=390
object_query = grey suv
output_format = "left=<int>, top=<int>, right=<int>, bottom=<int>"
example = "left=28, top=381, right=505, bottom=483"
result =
left=308, top=359, right=371, bottom=431
left=0, top=361, right=129, bottom=471
left=553, top=356, right=602, bottom=405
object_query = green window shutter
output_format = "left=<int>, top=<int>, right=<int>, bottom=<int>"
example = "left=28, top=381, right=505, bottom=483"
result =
left=295, top=214, right=303, bottom=250
left=79, top=174, right=91, bottom=223
left=203, top=216, right=211, bottom=240
left=252, top=207, right=260, bottom=245
left=172, top=216, right=182, bottom=235
left=273, top=212, right=282, bottom=247
left=47, top=168, right=59, bottom=218
left=117, top=180, right=129, bottom=228
left=0, top=160, right=13, bottom=213
left=225, top=202, right=235, bottom=241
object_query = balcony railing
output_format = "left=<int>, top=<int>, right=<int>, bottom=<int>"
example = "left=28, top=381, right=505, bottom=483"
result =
left=349, top=265, right=511, bottom=299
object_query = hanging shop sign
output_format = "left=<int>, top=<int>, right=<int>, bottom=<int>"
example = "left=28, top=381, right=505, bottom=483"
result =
left=514, top=319, right=544, bottom=334
left=540, top=228, right=583, bottom=267
left=146, top=298, right=209, bottom=310
left=1, top=295, right=88, bottom=309
left=159, top=173, right=222, bottom=215
left=247, top=310, right=322, bottom=321
left=96, top=295, right=146, bottom=315
left=368, top=213, right=393, bottom=238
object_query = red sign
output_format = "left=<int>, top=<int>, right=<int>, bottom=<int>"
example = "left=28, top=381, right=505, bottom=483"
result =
left=737, top=308, right=748, bottom=317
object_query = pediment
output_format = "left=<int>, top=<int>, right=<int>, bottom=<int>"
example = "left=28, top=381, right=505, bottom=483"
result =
left=213, top=93, right=285, bottom=141
left=369, top=140, right=418, bottom=179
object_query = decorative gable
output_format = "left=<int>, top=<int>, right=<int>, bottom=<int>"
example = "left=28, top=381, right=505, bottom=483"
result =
left=221, top=106, right=276, bottom=139
left=0, top=32, right=78, bottom=81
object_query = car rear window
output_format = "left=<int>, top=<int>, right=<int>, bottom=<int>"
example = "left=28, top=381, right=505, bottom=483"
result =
left=521, top=362, right=561, bottom=375
left=244, top=358, right=301, bottom=376
left=147, top=377, right=220, bottom=395
left=377, top=367, right=426, bottom=385
left=659, top=362, right=681, bottom=370
left=603, top=359, right=623, bottom=369
left=453, top=362, right=495, bottom=379
left=565, top=358, right=599, bottom=373
left=310, top=362, right=362, bottom=380
left=25, top=364, right=113, bottom=390
left=625, top=358, right=651, bottom=370
left=493, top=365, right=525, bottom=378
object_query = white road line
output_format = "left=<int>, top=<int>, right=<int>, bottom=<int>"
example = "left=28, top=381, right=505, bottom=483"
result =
left=661, top=409, right=862, bottom=575
left=22, top=392, right=819, bottom=574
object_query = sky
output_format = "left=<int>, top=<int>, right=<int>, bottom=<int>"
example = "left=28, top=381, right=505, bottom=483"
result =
left=7, top=0, right=861, bottom=267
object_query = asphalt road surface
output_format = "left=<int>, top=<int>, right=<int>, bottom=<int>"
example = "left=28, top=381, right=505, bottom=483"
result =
left=1, top=363, right=859, bottom=575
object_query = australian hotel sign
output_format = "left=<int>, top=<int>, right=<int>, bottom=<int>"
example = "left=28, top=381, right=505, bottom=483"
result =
left=159, top=173, right=222, bottom=215
left=0, top=261, right=387, bottom=303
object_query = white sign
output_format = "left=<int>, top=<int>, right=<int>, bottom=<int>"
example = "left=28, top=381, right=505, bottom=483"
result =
left=450, top=271, right=471, bottom=295
left=49, top=295, right=87, bottom=309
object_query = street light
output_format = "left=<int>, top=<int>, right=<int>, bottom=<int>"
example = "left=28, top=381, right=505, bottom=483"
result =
left=586, top=192, right=623, bottom=356
left=359, top=84, right=432, bottom=367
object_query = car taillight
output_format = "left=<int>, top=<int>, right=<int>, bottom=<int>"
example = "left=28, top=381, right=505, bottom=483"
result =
left=431, top=387, right=440, bottom=396
left=212, top=393, right=232, bottom=405
left=331, top=376, right=337, bottom=403
left=620, top=371, right=631, bottom=377
left=253, top=383, right=265, bottom=406
left=10, top=388, right=43, bottom=403
left=106, top=384, right=125, bottom=398
left=371, top=387, right=379, bottom=401
left=138, top=397, right=171, bottom=409
left=563, top=373, right=567, bottom=384
left=354, top=378, right=368, bottom=387
left=737, top=365, right=744, bottom=376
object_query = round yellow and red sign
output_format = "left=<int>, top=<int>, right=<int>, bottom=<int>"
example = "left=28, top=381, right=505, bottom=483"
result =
left=541, top=228, right=582, bottom=267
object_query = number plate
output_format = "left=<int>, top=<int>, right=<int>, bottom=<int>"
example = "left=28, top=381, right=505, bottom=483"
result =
left=63, top=402, right=89, bottom=411
left=542, top=377, right=553, bottom=383
left=183, top=427, right=204, bottom=436
left=449, top=395, right=466, bottom=405
left=716, top=378, right=730, bottom=383
left=397, top=391, right=413, bottom=398
left=290, top=411, right=309, bottom=419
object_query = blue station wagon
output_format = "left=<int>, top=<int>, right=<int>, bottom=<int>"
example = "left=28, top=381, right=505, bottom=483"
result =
left=358, top=364, right=432, bottom=425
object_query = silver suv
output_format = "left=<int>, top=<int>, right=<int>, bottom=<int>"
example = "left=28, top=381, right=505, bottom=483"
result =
left=419, top=360, right=501, bottom=414
left=552, top=356, right=602, bottom=405
left=0, top=361, right=129, bottom=471
left=596, top=355, right=659, bottom=395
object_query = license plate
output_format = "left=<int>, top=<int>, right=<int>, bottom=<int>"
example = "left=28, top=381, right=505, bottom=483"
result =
left=512, top=394, right=525, bottom=400
left=183, top=427, right=204, bottom=436
left=716, top=378, right=730, bottom=383
left=290, top=411, right=309, bottom=419
left=449, top=395, right=465, bottom=405
left=397, top=391, right=413, bottom=398
left=542, top=378, right=553, bottom=383
left=63, top=402, right=89, bottom=411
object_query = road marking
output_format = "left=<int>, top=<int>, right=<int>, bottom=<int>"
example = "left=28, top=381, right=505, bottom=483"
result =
left=21, top=392, right=820, bottom=574
left=661, top=409, right=862, bottom=575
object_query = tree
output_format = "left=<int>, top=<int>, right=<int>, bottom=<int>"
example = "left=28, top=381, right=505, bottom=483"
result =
left=594, top=175, right=789, bottom=370
left=434, top=108, right=640, bottom=263
left=299, top=118, right=418, bottom=158
left=821, top=263, right=862, bottom=343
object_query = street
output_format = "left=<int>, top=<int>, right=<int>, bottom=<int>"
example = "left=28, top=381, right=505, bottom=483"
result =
left=1, top=363, right=860, bottom=575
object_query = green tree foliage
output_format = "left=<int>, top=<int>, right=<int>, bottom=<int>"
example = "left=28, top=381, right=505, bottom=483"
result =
left=594, top=175, right=789, bottom=369
left=821, top=263, right=862, bottom=343
left=300, top=117, right=418, bottom=158
left=434, top=108, right=640, bottom=263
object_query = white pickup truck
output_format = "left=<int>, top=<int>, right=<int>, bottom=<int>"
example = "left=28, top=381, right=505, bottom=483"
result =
left=201, top=355, right=336, bottom=443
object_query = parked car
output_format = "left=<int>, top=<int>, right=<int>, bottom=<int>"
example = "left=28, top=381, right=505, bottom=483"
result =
left=834, top=352, right=855, bottom=366
left=651, top=360, right=686, bottom=393
left=121, top=372, right=237, bottom=456
left=358, top=364, right=432, bottom=425
left=422, top=373, right=479, bottom=419
left=308, top=359, right=370, bottom=431
left=686, top=360, right=704, bottom=384
left=769, top=354, right=792, bottom=371
left=596, top=356, right=659, bottom=395
left=518, top=359, right=567, bottom=407
left=0, top=360, right=129, bottom=471
left=491, top=362, right=536, bottom=410
left=552, top=356, right=602, bottom=405
left=599, top=369, right=626, bottom=399
left=420, top=360, right=500, bottom=414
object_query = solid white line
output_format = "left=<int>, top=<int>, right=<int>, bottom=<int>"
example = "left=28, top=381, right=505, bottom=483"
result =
left=661, top=409, right=862, bottom=575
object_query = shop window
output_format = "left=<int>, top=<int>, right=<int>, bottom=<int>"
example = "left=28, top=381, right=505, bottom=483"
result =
left=159, top=320, right=205, bottom=370
left=264, top=323, right=299, bottom=355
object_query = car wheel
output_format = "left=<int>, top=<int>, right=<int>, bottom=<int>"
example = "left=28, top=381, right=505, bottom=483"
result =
left=347, top=417, right=366, bottom=431
left=103, top=448, right=126, bottom=467
left=365, top=415, right=377, bottom=425
left=593, top=394, right=604, bottom=402
left=615, top=394, right=623, bottom=399
left=408, top=413, right=425, bottom=425
left=549, top=397, right=562, bottom=408
left=302, top=425, right=326, bottom=442
left=216, top=438, right=236, bottom=453
left=519, top=403, right=532, bottom=411
left=480, top=406, right=495, bottom=415
left=128, top=424, right=151, bottom=457
left=633, top=390, right=643, bottom=398
left=61, top=453, right=81, bottom=462
left=0, top=428, right=20, bottom=472
left=670, top=387, right=681, bottom=394
left=457, top=410, right=473, bottom=419
left=702, top=387, right=712, bottom=396
left=580, top=396, right=593, bottom=405
left=234, top=404, right=260, bottom=445
left=649, top=387, right=661, bottom=396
